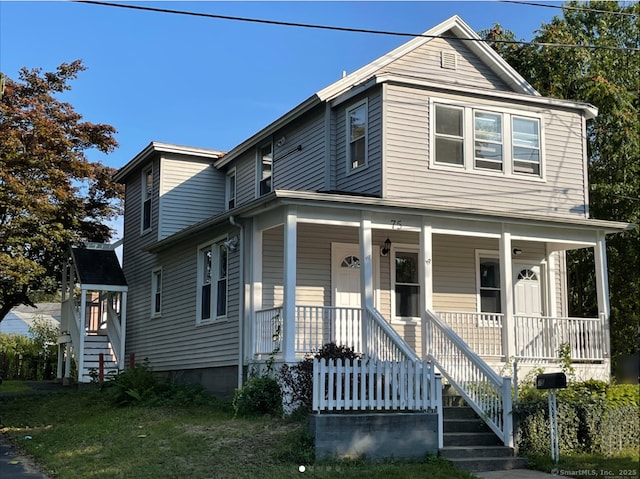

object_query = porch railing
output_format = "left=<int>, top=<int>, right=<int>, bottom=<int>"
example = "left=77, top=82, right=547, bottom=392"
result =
left=436, top=311, right=503, bottom=358
left=425, top=310, right=513, bottom=447
left=254, top=307, right=283, bottom=356
left=364, top=307, right=420, bottom=362
left=515, top=315, right=606, bottom=361
left=296, top=305, right=363, bottom=353
left=312, top=357, right=442, bottom=414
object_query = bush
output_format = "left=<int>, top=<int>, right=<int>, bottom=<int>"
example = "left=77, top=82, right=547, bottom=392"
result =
left=516, top=380, right=640, bottom=456
left=278, top=342, right=362, bottom=414
left=232, top=376, right=282, bottom=417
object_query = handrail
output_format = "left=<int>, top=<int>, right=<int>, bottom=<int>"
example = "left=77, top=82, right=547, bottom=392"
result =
left=425, top=310, right=513, bottom=447
left=365, top=306, right=419, bottom=362
left=106, top=299, right=122, bottom=365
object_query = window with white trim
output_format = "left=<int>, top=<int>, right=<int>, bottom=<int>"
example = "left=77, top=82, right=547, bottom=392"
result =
left=393, top=249, right=420, bottom=320
left=141, top=167, right=152, bottom=232
left=258, top=142, right=273, bottom=196
left=432, top=101, right=542, bottom=178
left=151, top=268, right=162, bottom=317
left=226, top=169, right=236, bottom=209
left=197, top=241, right=228, bottom=323
left=347, top=100, right=367, bottom=171
left=478, top=255, right=501, bottom=313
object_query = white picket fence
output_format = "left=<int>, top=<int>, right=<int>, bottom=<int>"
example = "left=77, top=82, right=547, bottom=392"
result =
left=312, top=358, right=442, bottom=413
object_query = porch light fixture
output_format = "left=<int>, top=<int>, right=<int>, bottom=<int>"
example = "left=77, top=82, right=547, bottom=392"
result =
left=513, top=248, right=522, bottom=255
left=381, top=238, right=392, bottom=256
left=275, top=136, right=286, bottom=147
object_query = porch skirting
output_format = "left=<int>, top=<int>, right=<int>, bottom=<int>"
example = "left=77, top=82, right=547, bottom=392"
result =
left=308, top=412, right=439, bottom=460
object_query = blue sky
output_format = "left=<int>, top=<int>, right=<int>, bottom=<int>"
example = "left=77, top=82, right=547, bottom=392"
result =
left=1, top=1, right=560, bottom=239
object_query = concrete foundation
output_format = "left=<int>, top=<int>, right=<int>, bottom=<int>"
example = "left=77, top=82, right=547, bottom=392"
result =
left=308, top=412, right=439, bottom=460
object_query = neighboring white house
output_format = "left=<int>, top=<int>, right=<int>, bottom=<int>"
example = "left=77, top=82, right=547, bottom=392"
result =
left=1, top=303, right=61, bottom=337
left=60, top=15, right=632, bottom=445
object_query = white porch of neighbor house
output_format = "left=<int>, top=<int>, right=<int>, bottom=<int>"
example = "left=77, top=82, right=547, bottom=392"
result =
left=249, top=203, right=612, bottom=375
left=58, top=244, right=128, bottom=384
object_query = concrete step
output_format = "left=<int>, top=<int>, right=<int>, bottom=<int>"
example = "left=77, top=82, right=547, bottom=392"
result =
left=442, top=406, right=478, bottom=420
left=444, top=418, right=493, bottom=433
left=440, top=446, right=515, bottom=459
left=444, top=456, right=528, bottom=473
left=444, top=432, right=503, bottom=447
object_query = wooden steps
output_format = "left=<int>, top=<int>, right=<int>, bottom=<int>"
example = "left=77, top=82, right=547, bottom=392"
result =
left=81, top=334, right=119, bottom=382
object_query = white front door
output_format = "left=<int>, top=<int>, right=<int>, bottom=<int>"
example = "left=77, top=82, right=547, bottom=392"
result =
left=513, top=264, right=543, bottom=316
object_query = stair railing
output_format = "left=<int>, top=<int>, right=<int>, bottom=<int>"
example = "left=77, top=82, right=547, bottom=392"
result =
left=364, top=307, right=420, bottom=362
left=106, top=295, right=122, bottom=367
left=425, top=310, right=513, bottom=447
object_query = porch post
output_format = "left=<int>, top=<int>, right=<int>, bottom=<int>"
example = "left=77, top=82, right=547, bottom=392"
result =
left=78, top=289, right=87, bottom=382
left=283, top=206, right=298, bottom=363
left=500, top=229, right=515, bottom=360
left=545, top=245, right=558, bottom=319
left=360, top=213, right=373, bottom=354
left=420, top=220, right=433, bottom=359
left=594, top=231, right=610, bottom=357
left=119, top=291, right=128, bottom=370
left=250, top=222, right=263, bottom=359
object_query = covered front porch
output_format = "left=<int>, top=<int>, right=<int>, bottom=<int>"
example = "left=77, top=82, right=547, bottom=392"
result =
left=246, top=195, right=614, bottom=379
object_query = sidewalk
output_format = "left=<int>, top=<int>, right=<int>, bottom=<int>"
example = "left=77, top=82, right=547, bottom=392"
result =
left=0, top=437, right=50, bottom=479
left=477, top=470, right=558, bottom=478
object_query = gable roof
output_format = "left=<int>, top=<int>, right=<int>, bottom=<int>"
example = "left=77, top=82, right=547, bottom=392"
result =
left=217, top=15, right=584, bottom=169
left=71, top=247, right=128, bottom=288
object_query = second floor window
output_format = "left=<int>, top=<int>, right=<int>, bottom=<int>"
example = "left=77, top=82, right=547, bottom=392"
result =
left=151, top=268, right=162, bottom=317
left=347, top=100, right=367, bottom=171
left=433, top=101, right=542, bottom=178
left=226, top=170, right=236, bottom=209
left=197, top=241, right=228, bottom=322
left=141, top=167, right=152, bottom=232
left=478, top=256, right=501, bottom=313
left=258, top=142, right=273, bottom=196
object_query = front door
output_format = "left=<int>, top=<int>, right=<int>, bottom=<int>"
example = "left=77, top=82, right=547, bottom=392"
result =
left=513, top=264, right=543, bottom=316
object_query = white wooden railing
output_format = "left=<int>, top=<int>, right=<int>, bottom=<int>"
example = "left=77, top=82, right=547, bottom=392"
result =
left=61, top=298, right=82, bottom=357
left=436, top=311, right=503, bottom=357
left=425, top=310, right=513, bottom=447
left=254, top=307, right=283, bottom=356
left=106, top=295, right=123, bottom=365
left=515, top=315, right=606, bottom=361
left=295, top=305, right=362, bottom=353
left=364, top=307, right=420, bottom=361
left=312, top=358, right=442, bottom=414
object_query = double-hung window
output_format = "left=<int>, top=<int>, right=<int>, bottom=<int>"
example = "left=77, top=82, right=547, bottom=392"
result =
left=432, top=101, right=542, bottom=178
left=478, top=255, right=501, bottom=314
left=347, top=100, right=367, bottom=171
left=141, top=167, right=152, bottom=232
left=393, top=249, right=420, bottom=320
left=197, top=241, right=228, bottom=323
left=258, top=142, right=273, bottom=196
left=226, top=169, right=236, bottom=209
left=151, top=268, right=162, bottom=317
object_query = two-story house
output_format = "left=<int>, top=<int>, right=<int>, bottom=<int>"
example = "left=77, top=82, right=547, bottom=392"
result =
left=60, top=16, right=631, bottom=410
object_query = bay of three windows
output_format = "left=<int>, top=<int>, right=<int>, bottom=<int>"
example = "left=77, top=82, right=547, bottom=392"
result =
left=435, top=103, right=542, bottom=177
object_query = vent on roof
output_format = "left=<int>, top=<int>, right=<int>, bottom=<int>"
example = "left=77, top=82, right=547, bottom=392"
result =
left=440, top=51, right=457, bottom=70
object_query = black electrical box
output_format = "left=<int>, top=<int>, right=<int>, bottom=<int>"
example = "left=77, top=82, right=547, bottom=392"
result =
left=536, top=372, right=567, bottom=390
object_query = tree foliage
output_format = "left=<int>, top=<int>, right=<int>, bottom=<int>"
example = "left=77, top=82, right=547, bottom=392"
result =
left=482, top=1, right=640, bottom=374
left=0, top=60, right=123, bottom=321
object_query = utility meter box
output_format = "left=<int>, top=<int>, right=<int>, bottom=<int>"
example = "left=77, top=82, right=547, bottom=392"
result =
left=536, top=372, right=567, bottom=390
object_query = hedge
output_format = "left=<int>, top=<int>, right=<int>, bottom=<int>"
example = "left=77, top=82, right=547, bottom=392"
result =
left=515, top=380, right=639, bottom=456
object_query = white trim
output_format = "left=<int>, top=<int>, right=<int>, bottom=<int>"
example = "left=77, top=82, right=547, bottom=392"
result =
left=346, top=98, right=369, bottom=175
left=283, top=207, right=297, bottom=362
left=150, top=267, right=162, bottom=318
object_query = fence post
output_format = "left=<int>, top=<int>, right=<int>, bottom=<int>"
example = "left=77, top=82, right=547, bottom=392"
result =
left=129, top=353, right=135, bottom=369
left=99, top=353, right=104, bottom=384
left=435, top=373, right=443, bottom=449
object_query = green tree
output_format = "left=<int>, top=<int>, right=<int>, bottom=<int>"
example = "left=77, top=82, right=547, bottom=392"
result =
left=483, top=1, right=639, bottom=375
left=0, top=60, right=123, bottom=322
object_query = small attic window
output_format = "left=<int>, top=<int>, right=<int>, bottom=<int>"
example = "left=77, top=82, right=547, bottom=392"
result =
left=441, top=51, right=457, bottom=70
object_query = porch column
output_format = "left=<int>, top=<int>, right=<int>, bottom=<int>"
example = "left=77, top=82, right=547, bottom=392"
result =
left=500, top=229, right=515, bottom=360
left=545, top=245, right=558, bottom=319
left=250, top=222, right=263, bottom=358
left=420, top=221, right=433, bottom=359
left=78, top=289, right=87, bottom=382
left=56, top=343, right=64, bottom=380
left=360, top=213, right=373, bottom=354
left=282, top=207, right=298, bottom=363
left=594, top=231, right=610, bottom=357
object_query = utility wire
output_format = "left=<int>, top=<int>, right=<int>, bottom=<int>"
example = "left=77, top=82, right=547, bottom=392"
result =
left=74, top=0, right=640, bottom=52
left=499, top=0, right=638, bottom=17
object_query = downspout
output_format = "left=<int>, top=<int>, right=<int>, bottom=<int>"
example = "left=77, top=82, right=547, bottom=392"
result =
left=229, top=215, right=245, bottom=389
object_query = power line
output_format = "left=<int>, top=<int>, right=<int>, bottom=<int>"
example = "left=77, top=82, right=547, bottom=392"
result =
left=74, top=1, right=640, bottom=53
left=499, top=0, right=638, bottom=17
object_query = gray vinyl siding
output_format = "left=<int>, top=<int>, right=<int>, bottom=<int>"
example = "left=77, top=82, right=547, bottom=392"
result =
left=334, top=88, right=383, bottom=196
left=158, top=155, right=224, bottom=240
left=273, top=108, right=326, bottom=192
left=234, top=149, right=257, bottom=207
left=125, top=225, right=241, bottom=371
left=384, top=83, right=588, bottom=219
left=380, top=35, right=511, bottom=91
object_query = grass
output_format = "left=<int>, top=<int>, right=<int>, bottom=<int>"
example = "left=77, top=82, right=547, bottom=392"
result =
left=527, top=451, right=639, bottom=478
left=0, top=387, right=477, bottom=479
left=0, top=380, right=33, bottom=393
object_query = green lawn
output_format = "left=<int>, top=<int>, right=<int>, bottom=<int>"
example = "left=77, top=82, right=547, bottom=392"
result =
left=0, top=387, right=476, bottom=479
left=0, top=380, right=33, bottom=393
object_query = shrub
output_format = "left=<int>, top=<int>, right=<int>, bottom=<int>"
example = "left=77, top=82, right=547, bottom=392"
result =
left=278, top=342, right=362, bottom=414
left=515, top=381, right=640, bottom=456
left=232, top=376, right=282, bottom=417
